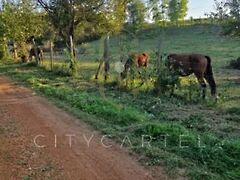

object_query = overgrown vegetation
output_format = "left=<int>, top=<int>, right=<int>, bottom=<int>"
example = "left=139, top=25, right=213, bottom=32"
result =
left=229, top=57, right=240, bottom=70
left=1, top=25, right=240, bottom=180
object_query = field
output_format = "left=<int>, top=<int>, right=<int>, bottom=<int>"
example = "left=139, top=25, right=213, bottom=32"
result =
left=1, top=24, right=240, bottom=179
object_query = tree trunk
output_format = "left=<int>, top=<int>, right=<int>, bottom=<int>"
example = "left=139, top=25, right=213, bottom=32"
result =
left=68, top=17, right=75, bottom=57
left=32, top=38, right=40, bottom=66
left=95, top=34, right=110, bottom=80
left=13, top=42, right=18, bottom=60
left=69, top=35, right=74, bottom=57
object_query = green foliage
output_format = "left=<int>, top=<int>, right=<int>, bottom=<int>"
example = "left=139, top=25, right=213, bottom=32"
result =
left=213, top=0, right=240, bottom=36
left=226, top=107, right=240, bottom=115
left=154, top=55, right=180, bottom=95
left=168, top=0, right=188, bottom=23
left=178, top=0, right=188, bottom=21
left=0, top=40, right=6, bottom=60
left=1, top=24, right=240, bottom=179
left=224, top=0, right=240, bottom=36
left=148, top=0, right=169, bottom=23
left=63, top=49, right=78, bottom=77
left=39, top=0, right=126, bottom=47
left=168, top=0, right=179, bottom=22
left=0, top=0, right=44, bottom=60
left=229, top=57, right=240, bottom=69
left=127, top=0, right=146, bottom=31
left=1, top=1, right=43, bottom=42
left=0, top=48, right=5, bottom=60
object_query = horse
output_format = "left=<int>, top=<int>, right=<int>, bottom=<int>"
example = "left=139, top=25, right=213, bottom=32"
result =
left=120, top=52, right=150, bottom=79
left=167, top=53, right=217, bottom=99
left=29, top=47, right=43, bottom=63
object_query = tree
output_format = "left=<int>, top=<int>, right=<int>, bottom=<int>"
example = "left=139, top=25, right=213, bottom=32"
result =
left=168, top=0, right=179, bottom=22
left=178, top=0, right=188, bottom=21
left=127, top=0, right=146, bottom=30
left=148, top=0, right=169, bottom=23
left=223, top=0, right=240, bottom=36
left=37, top=0, right=126, bottom=57
left=0, top=0, right=44, bottom=60
left=211, top=0, right=240, bottom=36
left=168, top=0, right=188, bottom=23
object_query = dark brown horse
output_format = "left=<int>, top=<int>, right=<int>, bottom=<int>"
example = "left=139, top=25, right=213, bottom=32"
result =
left=29, top=47, right=43, bottom=63
left=121, top=52, right=150, bottom=79
left=167, top=54, right=216, bottom=99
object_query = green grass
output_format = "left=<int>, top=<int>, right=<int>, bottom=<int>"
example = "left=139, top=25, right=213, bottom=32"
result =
left=1, top=24, right=240, bottom=179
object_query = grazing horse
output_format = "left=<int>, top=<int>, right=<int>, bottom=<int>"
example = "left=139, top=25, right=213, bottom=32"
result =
left=29, top=47, right=43, bottom=63
left=121, top=52, right=150, bottom=79
left=167, top=54, right=216, bottom=99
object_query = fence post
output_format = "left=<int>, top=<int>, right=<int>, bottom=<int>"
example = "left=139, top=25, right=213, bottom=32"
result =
left=50, top=41, right=53, bottom=71
left=95, top=33, right=110, bottom=80
left=103, top=34, right=110, bottom=81
left=32, top=38, right=40, bottom=66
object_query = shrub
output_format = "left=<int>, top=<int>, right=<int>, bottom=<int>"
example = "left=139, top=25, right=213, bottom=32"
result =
left=63, top=49, right=78, bottom=77
left=0, top=48, right=4, bottom=60
left=0, top=42, right=6, bottom=60
left=154, top=55, right=180, bottom=95
left=229, top=57, right=240, bottom=69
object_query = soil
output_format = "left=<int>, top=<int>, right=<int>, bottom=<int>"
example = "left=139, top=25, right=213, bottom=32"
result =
left=0, top=76, right=167, bottom=180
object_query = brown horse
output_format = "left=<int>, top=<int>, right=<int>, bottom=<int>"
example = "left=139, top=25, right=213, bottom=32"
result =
left=29, top=47, right=43, bottom=63
left=121, top=52, right=150, bottom=79
left=167, top=54, right=216, bottom=99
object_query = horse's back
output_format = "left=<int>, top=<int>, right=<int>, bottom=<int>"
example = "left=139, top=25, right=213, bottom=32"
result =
left=169, top=53, right=208, bottom=64
left=168, top=53, right=209, bottom=75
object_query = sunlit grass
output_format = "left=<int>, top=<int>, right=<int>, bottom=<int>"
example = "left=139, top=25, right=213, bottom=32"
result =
left=1, top=24, right=240, bottom=179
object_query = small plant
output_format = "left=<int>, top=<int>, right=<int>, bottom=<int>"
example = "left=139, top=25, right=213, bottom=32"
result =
left=229, top=57, right=240, bottom=69
left=63, top=49, right=78, bottom=77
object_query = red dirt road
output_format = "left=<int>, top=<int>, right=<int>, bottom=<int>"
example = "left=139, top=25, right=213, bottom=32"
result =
left=0, top=76, right=166, bottom=179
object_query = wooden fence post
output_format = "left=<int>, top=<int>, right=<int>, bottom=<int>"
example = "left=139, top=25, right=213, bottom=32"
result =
left=95, top=33, right=110, bottom=80
left=103, top=34, right=110, bottom=81
left=50, top=41, right=53, bottom=71
left=32, top=38, right=40, bottom=66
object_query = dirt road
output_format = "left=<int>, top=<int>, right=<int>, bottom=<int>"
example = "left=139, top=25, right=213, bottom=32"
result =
left=0, top=76, right=166, bottom=179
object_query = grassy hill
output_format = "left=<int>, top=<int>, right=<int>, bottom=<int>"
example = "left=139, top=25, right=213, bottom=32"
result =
left=1, top=24, right=240, bottom=179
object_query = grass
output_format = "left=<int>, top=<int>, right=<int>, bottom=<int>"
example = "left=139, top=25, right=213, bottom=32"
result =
left=1, top=24, right=240, bottom=179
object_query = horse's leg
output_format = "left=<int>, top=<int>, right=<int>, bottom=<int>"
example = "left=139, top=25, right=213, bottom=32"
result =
left=195, top=74, right=207, bottom=99
left=204, top=74, right=216, bottom=97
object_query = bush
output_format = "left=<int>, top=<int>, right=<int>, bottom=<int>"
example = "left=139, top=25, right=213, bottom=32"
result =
left=0, top=42, right=6, bottom=60
left=229, top=57, right=240, bottom=69
left=0, top=49, right=4, bottom=60
left=63, top=49, right=78, bottom=77
left=154, top=55, right=180, bottom=95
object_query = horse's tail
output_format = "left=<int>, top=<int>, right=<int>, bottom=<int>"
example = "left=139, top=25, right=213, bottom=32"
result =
left=204, top=56, right=217, bottom=96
